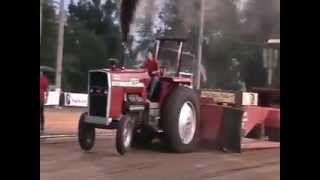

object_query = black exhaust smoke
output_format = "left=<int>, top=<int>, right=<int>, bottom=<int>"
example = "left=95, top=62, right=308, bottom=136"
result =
left=120, top=0, right=139, bottom=43
left=119, top=0, right=140, bottom=66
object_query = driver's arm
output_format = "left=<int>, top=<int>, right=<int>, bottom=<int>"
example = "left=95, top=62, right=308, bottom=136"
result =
left=151, top=69, right=160, bottom=75
left=151, top=60, right=160, bottom=75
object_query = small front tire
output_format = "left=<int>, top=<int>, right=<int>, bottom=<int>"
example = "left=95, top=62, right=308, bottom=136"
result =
left=116, top=114, right=135, bottom=155
left=78, top=112, right=96, bottom=151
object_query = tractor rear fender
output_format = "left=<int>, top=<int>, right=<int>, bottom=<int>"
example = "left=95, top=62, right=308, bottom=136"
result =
left=158, top=77, right=193, bottom=106
left=171, top=77, right=192, bottom=85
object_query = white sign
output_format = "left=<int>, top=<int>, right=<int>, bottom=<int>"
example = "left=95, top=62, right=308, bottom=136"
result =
left=242, top=92, right=258, bottom=106
left=64, top=93, right=88, bottom=107
left=45, top=91, right=60, bottom=106
left=268, top=39, right=280, bottom=44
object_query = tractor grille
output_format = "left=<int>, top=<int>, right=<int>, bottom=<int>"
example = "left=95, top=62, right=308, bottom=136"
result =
left=88, top=71, right=109, bottom=117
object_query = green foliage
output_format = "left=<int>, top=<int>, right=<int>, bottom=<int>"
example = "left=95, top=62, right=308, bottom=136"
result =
left=63, top=21, right=108, bottom=92
left=40, top=0, right=121, bottom=92
left=40, top=0, right=279, bottom=92
left=201, top=0, right=279, bottom=89
left=40, top=1, right=57, bottom=71
left=62, top=0, right=121, bottom=92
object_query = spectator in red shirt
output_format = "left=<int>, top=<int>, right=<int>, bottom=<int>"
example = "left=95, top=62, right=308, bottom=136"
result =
left=40, top=71, right=49, bottom=133
left=142, top=49, right=160, bottom=101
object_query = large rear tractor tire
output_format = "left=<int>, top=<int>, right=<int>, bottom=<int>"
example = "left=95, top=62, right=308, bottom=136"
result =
left=78, top=112, right=96, bottom=151
left=116, top=114, right=135, bottom=155
left=162, top=86, right=200, bottom=153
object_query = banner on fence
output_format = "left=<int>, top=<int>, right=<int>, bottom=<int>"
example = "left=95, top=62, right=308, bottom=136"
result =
left=45, top=91, right=60, bottom=106
left=64, top=93, right=88, bottom=107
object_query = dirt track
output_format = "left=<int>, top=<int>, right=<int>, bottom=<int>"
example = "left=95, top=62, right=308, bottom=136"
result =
left=43, top=107, right=113, bottom=135
left=41, top=137, right=279, bottom=180
left=41, top=108, right=280, bottom=180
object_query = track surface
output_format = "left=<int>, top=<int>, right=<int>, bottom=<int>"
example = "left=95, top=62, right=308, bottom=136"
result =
left=42, top=107, right=111, bottom=135
left=40, top=108, right=280, bottom=180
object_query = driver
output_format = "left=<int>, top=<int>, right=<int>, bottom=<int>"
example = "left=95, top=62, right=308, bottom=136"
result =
left=142, top=49, right=160, bottom=101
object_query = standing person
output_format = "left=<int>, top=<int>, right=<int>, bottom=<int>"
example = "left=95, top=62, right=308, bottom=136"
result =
left=226, top=58, right=247, bottom=91
left=142, top=49, right=160, bottom=101
left=40, top=71, right=49, bottom=134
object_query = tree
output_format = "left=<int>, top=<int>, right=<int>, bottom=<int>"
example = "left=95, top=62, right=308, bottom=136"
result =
left=102, top=0, right=122, bottom=60
left=40, top=0, right=58, bottom=75
left=62, top=0, right=121, bottom=92
left=237, top=0, right=280, bottom=88
left=41, top=0, right=279, bottom=92
left=240, top=0, right=280, bottom=42
left=202, top=0, right=242, bottom=89
left=201, top=0, right=279, bottom=89
left=63, top=21, right=108, bottom=92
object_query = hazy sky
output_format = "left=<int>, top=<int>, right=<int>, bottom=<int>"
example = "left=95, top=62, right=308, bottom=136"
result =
left=64, top=0, right=71, bottom=10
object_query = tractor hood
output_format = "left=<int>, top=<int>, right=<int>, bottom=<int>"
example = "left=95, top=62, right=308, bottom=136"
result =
left=91, top=68, right=148, bottom=75
left=90, top=68, right=150, bottom=88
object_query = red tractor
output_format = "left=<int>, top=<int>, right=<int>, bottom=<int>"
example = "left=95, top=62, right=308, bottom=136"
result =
left=78, top=38, right=200, bottom=155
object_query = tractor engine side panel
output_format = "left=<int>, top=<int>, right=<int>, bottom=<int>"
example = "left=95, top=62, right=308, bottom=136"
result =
left=109, top=86, right=147, bottom=119
left=109, top=87, right=146, bottom=119
left=109, top=87, right=124, bottom=119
